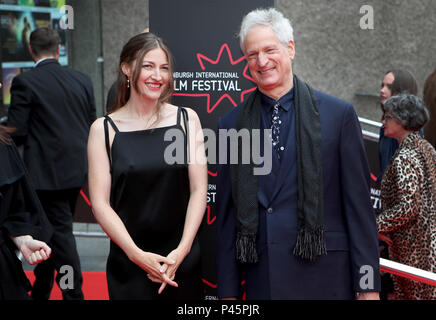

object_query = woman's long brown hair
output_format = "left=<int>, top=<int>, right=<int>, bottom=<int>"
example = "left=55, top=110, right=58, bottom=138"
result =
left=108, top=32, right=175, bottom=126
left=381, top=69, right=418, bottom=112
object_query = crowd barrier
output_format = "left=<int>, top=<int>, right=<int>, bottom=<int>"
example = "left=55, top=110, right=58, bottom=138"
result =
left=359, top=116, right=382, bottom=141
left=380, top=258, right=436, bottom=287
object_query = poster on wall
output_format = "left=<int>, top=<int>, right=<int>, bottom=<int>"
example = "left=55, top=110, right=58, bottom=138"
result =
left=0, top=10, right=50, bottom=62
left=0, top=0, right=65, bottom=8
left=150, top=0, right=275, bottom=299
left=0, top=0, right=67, bottom=113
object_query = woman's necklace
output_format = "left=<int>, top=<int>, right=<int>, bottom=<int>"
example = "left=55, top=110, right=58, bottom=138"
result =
left=143, top=110, right=158, bottom=130
left=127, top=105, right=160, bottom=130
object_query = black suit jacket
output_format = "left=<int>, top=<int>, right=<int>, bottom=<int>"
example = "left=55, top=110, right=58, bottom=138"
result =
left=7, top=59, right=96, bottom=190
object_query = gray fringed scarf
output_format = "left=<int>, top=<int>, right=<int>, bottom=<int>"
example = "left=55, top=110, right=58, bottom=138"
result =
left=230, top=75, right=327, bottom=263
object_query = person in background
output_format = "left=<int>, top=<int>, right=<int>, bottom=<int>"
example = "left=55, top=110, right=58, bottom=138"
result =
left=87, top=32, right=207, bottom=299
left=377, top=94, right=436, bottom=300
left=377, top=69, right=423, bottom=299
left=7, top=28, right=96, bottom=300
left=423, top=69, right=436, bottom=148
left=379, top=70, right=419, bottom=179
left=0, top=102, right=52, bottom=299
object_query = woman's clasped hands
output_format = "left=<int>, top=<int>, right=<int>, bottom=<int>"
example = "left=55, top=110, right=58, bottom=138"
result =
left=132, top=247, right=187, bottom=294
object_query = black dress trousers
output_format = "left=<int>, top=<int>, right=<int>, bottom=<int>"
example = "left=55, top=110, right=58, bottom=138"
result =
left=31, top=188, right=84, bottom=300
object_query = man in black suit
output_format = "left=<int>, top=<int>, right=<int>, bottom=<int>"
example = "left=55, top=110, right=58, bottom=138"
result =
left=7, top=28, right=96, bottom=300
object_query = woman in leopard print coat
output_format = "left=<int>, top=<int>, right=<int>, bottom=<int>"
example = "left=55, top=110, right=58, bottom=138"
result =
left=377, top=94, right=436, bottom=300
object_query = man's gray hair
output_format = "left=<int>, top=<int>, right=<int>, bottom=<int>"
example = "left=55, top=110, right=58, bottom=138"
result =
left=239, top=8, right=294, bottom=52
left=384, top=94, right=430, bottom=131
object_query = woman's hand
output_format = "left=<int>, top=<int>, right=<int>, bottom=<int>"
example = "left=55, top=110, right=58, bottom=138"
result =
left=131, top=250, right=179, bottom=290
left=147, top=246, right=189, bottom=294
left=11, top=235, right=51, bottom=265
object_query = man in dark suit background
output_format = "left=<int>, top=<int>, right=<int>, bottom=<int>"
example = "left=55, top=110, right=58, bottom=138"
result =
left=7, top=28, right=96, bottom=300
left=216, top=8, right=381, bottom=300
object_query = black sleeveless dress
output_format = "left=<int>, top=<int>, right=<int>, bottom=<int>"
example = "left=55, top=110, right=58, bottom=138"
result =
left=103, top=107, right=202, bottom=300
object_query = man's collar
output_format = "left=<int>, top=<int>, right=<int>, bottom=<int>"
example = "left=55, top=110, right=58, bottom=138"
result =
left=260, top=87, right=295, bottom=111
left=34, top=57, right=57, bottom=67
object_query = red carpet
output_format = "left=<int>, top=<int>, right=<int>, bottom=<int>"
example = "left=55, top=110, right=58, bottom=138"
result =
left=25, top=271, right=109, bottom=300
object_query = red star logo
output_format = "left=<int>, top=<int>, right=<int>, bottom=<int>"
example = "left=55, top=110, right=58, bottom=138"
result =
left=172, top=43, right=257, bottom=179
left=173, top=43, right=256, bottom=114
left=206, top=205, right=215, bottom=225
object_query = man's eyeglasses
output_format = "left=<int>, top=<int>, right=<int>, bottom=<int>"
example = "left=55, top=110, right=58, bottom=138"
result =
left=382, top=114, right=394, bottom=121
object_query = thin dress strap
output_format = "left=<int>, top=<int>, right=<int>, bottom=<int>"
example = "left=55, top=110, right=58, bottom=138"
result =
left=103, top=115, right=119, bottom=168
left=177, top=106, right=182, bottom=126
left=104, top=115, right=120, bottom=133
left=180, top=108, right=190, bottom=164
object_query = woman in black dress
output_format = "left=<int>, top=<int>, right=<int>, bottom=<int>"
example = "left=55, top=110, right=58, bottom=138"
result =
left=87, top=33, right=207, bottom=299
left=0, top=121, right=52, bottom=300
